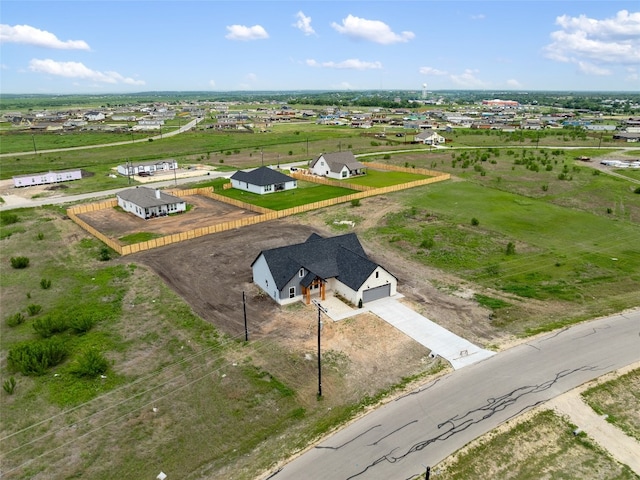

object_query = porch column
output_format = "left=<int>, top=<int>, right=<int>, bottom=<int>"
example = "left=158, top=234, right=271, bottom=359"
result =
left=321, top=281, right=326, bottom=301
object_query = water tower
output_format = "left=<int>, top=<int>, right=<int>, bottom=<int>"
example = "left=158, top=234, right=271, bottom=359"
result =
left=422, top=83, right=427, bottom=100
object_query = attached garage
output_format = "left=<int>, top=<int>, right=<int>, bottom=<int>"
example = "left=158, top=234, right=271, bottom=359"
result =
left=362, top=284, right=391, bottom=303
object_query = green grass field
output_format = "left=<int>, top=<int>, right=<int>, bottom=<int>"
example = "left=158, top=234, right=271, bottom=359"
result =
left=215, top=181, right=357, bottom=210
left=369, top=178, right=640, bottom=333
left=344, top=168, right=428, bottom=187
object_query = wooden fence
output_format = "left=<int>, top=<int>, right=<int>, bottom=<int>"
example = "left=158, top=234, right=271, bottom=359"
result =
left=68, top=167, right=450, bottom=256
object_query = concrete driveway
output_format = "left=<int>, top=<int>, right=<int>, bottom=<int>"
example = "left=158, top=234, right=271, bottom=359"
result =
left=367, top=296, right=495, bottom=369
left=314, top=293, right=495, bottom=369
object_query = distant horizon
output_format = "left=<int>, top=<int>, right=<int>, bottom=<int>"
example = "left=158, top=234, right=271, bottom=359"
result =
left=1, top=2, right=638, bottom=94
left=2, top=88, right=640, bottom=97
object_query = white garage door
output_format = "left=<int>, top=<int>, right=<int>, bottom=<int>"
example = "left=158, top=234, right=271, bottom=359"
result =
left=362, top=284, right=391, bottom=303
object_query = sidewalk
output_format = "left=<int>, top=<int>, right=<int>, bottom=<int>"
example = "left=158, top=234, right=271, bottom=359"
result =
left=547, top=387, right=640, bottom=475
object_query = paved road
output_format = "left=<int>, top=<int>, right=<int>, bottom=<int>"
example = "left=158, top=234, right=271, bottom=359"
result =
left=270, top=309, right=640, bottom=480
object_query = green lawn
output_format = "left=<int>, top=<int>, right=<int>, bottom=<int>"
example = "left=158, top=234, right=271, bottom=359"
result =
left=345, top=168, right=428, bottom=187
left=216, top=181, right=357, bottom=210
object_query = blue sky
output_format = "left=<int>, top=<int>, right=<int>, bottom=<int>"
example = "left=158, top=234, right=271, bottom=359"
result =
left=1, top=1, right=639, bottom=94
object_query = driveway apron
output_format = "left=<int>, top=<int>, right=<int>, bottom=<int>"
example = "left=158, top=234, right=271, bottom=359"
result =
left=367, top=297, right=495, bottom=369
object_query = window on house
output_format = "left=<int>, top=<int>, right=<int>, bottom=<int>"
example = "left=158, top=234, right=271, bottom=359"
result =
left=289, top=287, right=296, bottom=298
left=376, top=271, right=379, bottom=278
left=299, top=268, right=304, bottom=277
left=342, top=171, right=348, bottom=178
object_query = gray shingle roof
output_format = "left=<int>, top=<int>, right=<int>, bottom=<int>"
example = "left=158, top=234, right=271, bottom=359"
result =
left=253, top=233, right=380, bottom=291
left=230, top=166, right=294, bottom=186
left=117, top=187, right=183, bottom=208
left=310, top=151, right=366, bottom=173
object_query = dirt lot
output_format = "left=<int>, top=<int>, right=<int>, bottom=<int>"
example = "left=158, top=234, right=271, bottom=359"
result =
left=77, top=194, right=258, bottom=240
left=130, top=195, right=509, bottom=349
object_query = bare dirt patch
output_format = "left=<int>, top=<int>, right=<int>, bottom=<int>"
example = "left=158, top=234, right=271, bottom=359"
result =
left=77, top=194, right=258, bottom=240
left=130, top=197, right=506, bottom=351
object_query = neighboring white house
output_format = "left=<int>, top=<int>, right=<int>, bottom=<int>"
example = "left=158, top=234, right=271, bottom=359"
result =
left=308, top=151, right=367, bottom=179
left=116, top=160, right=178, bottom=176
left=116, top=187, right=186, bottom=220
left=84, top=111, right=105, bottom=122
left=414, top=129, right=446, bottom=145
left=251, top=233, right=397, bottom=306
left=13, top=169, right=83, bottom=188
left=230, top=166, right=297, bottom=194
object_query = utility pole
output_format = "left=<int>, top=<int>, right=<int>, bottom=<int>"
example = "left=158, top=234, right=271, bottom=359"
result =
left=32, top=134, right=37, bottom=154
left=312, top=299, right=328, bottom=397
left=243, top=291, right=249, bottom=342
left=173, top=160, right=177, bottom=186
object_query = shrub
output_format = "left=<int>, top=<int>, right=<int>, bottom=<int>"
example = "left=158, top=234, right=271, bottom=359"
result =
left=6, top=312, right=25, bottom=327
left=32, top=315, right=67, bottom=337
left=0, top=212, right=19, bottom=226
left=10, top=256, right=30, bottom=269
left=40, top=278, right=52, bottom=290
left=383, top=154, right=391, bottom=160
left=36, top=232, right=45, bottom=240
left=3, top=377, right=17, bottom=395
left=541, top=184, right=549, bottom=192
left=68, top=315, right=97, bottom=334
left=8, top=338, right=69, bottom=376
left=351, top=199, right=361, bottom=207
left=634, top=186, right=640, bottom=194
left=420, top=237, right=435, bottom=249
left=506, top=242, right=516, bottom=255
left=26, top=304, right=42, bottom=316
left=99, top=246, right=111, bottom=261
left=471, top=217, right=479, bottom=226
left=71, top=349, right=108, bottom=378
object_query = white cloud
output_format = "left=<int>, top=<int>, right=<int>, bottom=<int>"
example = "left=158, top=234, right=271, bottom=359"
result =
left=331, top=15, right=414, bottom=44
left=0, top=24, right=90, bottom=50
left=506, top=78, right=523, bottom=88
left=577, top=61, right=611, bottom=76
left=333, top=82, right=355, bottom=90
left=28, top=59, right=144, bottom=85
left=293, top=11, right=315, bottom=36
left=419, top=66, right=448, bottom=76
left=449, top=69, right=488, bottom=88
left=544, top=10, right=640, bottom=70
left=246, top=73, right=257, bottom=82
left=471, top=14, right=486, bottom=21
left=225, top=24, right=269, bottom=41
left=306, top=58, right=382, bottom=70
left=209, top=80, right=216, bottom=88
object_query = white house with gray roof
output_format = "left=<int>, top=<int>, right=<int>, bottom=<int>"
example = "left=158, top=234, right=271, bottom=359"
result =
left=230, top=166, right=297, bottom=194
left=414, top=129, right=446, bottom=145
left=309, top=151, right=367, bottom=179
left=251, top=233, right=397, bottom=306
left=116, top=187, right=186, bottom=220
